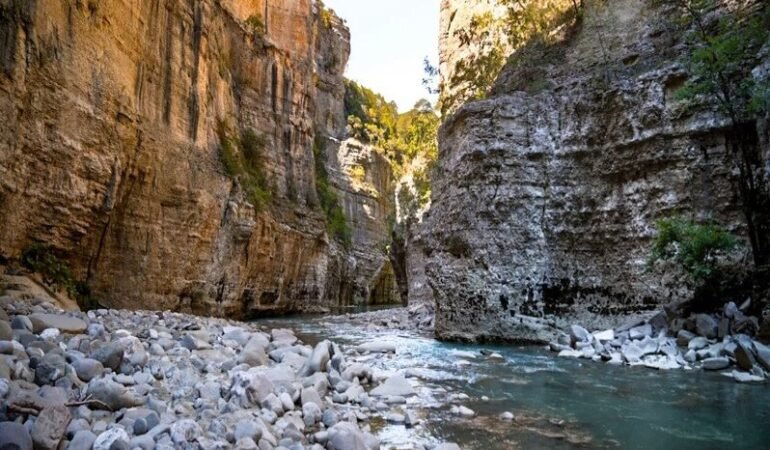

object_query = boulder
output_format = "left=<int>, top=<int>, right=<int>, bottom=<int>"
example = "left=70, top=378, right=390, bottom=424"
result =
left=301, top=340, right=332, bottom=376
left=73, top=358, right=104, bottom=382
left=688, top=337, right=709, bottom=351
left=87, top=378, right=144, bottom=410
left=753, top=341, right=770, bottom=371
left=0, top=321, right=11, bottom=341
left=676, top=330, right=696, bottom=347
left=0, top=421, right=33, bottom=450
left=731, top=370, right=765, bottom=383
left=68, top=431, right=97, bottom=450
left=592, top=329, right=614, bottom=342
left=629, top=324, right=652, bottom=340
left=734, top=341, right=756, bottom=371
left=702, top=357, right=730, bottom=371
left=29, top=313, right=87, bottom=334
left=569, top=325, right=591, bottom=344
left=326, top=422, right=379, bottom=450
left=370, top=374, right=415, bottom=397
left=31, top=405, right=71, bottom=450
left=356, top=342, right=396, bottom=354
left=93, top=427, right=130, bottom=450
left=695, top=314, right=718, bottom=339
left=228, top=369, right=275, bottom=408
left=90, top=343, right=125, bottom=371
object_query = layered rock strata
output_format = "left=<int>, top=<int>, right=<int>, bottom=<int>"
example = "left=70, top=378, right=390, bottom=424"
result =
left=416, top=0, right=764, bottom=342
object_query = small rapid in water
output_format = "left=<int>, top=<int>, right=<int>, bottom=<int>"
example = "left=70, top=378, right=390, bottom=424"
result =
left=255, top=310, right=770, bottom=450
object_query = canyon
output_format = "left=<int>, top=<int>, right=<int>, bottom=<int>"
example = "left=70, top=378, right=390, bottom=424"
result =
left=0, top=0, right=399, bottom=318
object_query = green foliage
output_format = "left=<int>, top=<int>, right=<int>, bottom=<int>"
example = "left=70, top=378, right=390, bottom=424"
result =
left=443, top=0, right=581, bottom=113
left=344, top=79, right=398, bottom=144
left=245, top=14, right=266, bottom=38
left=671, top=0, right=770, bottom=120
left=21, top=244, right=98, bottom=310
left=650, top=217, right=739, bottom=282
left=217, top=121, right=272, bottom=210
left=318, top=0, right=335, bottom=28
left=314, top=135, right=352, bottom=246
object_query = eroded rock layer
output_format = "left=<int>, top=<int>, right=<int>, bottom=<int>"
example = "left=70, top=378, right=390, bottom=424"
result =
left=416, top=0, right=766, bottom=342
left=0, top=0, right=397, bottom=316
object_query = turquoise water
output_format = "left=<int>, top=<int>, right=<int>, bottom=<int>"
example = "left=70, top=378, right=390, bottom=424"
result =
left=255, top=314, right=770, bottom=450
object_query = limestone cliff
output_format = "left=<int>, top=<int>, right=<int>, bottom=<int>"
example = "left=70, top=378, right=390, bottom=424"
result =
left=0, top=0, right=398, bottom=316
left=415, top=0, right=768, bottom=342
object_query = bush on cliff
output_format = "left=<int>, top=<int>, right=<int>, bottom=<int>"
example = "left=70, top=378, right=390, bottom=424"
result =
left=20, top=244, right=98, bottom=310
left=314, top=135, right=352, bottom=246
left=217, top=121, right=272, bottom=211
left=650, top=217, right=740, bottom=283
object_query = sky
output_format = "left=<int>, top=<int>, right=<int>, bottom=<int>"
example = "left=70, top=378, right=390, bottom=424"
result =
left=324, top=0, right=441, bottom=112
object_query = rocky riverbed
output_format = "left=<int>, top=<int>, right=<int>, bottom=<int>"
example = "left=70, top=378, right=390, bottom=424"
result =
left=549, top=301, right=770, bottom=383
left=0, top=298, right=461, bottom=450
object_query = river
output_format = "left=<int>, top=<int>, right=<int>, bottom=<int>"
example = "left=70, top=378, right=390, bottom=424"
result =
left=255, top=309, right=770, bottom=450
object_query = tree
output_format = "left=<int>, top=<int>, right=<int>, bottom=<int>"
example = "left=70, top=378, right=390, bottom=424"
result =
left=668, top=0, right=770, bottom=274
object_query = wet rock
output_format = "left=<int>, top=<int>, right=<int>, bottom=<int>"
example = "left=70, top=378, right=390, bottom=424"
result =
left=434, top=444, right=462, bottom=450
left=31, top=405, right=71, bottom=450
left=500, top=411, right=515, bottom=421
left=0, top=421, right=33, bottom=450
left=593, top=329, right=614, bottom=342
left=357, top=342, right=396, bottom=354
left=696, top=314, right=718, bottom=339
left=569, top=325, right=591, bottom=344
left=688, top=337, right=709, bottom=351
left=676, top=330, right=696, bottom=347
left=370, top=374, right=415, bottom=397
left=629, top=324, right=652, bottom=340
left=754, top=341, right=770, bottom=371
left=734, top=341, right=756, bottom=371
left=90, top=343, right=124, bottom=371
left=451, top=405, right=475, bottom=417
left=702, top=357, right=730, bottom=371
left=731, top=370, right=765, bottom=383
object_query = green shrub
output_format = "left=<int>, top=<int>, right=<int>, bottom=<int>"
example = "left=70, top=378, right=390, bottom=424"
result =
left=21, top=244, right=99, bottom=310
left=650, top=217, right=740, bottom=282
left=245, top=14, right=266, bottom=38
left=217, top=121, right=272, bottom=210
left=314, top=135, right=352, bottom=246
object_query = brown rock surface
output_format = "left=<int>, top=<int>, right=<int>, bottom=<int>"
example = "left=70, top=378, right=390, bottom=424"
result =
left=0, top=0, right=397, bottom=316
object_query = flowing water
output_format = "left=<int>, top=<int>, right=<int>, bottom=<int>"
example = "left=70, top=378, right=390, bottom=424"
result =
left=255, top=312, right=770, bottom=450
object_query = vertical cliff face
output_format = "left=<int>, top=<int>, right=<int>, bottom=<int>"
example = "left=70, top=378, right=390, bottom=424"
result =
left=416, top=0, right=766, bottom=342
left=0, top=0, right=397, bottom=316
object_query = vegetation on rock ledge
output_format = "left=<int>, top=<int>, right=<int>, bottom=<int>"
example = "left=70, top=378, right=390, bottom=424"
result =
left=20, top=244, right=97, bottom=310
left=217, top=121, right=272, bottom=211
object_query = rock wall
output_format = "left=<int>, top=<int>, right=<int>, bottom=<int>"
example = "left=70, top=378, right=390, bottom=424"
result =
left=415, top=0, right=764, bottom=342
left=0, top=0, right=397, bottom=316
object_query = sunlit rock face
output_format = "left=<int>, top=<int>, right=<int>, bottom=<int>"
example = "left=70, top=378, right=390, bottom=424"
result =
left=418, top=0, right=762, bottom=342
left=0, top=0, right=397, bottom=316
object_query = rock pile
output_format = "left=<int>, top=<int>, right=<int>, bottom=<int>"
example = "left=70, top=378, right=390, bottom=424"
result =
left=550, top=302, right=769, bottom=384
left=0, top=298, right=458, bottom=450
left=336, top=303, right=435, bottom=334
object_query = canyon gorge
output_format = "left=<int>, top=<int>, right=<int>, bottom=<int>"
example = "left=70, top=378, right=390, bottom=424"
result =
left=1, top=0, right=770, bottom=447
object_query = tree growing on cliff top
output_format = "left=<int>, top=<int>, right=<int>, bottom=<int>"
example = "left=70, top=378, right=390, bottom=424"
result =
left=441, top=0, right=582, bottom=114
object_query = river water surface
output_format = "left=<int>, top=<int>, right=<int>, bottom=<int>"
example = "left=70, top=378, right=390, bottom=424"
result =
left=255, top=311, right=770, bottom=450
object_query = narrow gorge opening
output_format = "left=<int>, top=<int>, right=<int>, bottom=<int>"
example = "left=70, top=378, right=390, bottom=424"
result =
left=0, top=0, right=769, bottom=449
